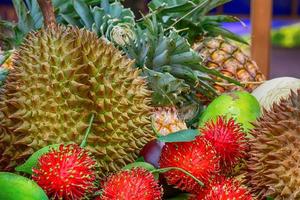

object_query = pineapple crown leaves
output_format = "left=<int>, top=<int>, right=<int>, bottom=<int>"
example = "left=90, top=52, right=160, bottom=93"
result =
left=123, top=14, right=230, bottom=106
left=147, top=0, right=247, bottom=44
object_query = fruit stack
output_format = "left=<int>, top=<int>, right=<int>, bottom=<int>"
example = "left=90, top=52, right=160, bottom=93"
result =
left=0, top=0, right=299, bottom=200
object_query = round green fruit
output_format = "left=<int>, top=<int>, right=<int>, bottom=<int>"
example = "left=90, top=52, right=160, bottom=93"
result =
left=0, top=172, right=48, bottom=200
left=199, top=91, right=261, bottom=133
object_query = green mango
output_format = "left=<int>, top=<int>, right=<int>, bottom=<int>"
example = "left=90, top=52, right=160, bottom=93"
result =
left=199, top=91, right=261, bottom=136
left=0, top=172, right=48, bottom=200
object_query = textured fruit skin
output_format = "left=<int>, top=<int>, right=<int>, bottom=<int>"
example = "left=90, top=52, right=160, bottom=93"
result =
left=193, top=36, right=265, bottom=94
left=159, top=136, right=220, bottom=192
left=191, top=177, right=253, bottom=200
left=0, top=26, right=154, bottom=175
left=153, top=107, right=187, bottom=136
left=246, top=89, right=300, bottom=199
left=0, top=172, right=48, bottom=200
left=99, top=168, right=163, bottom=200
left=32, top=144, right=97, bottom=200
left=199, top=91, right=261, bottom=133
left=200, top=116, right=247, bottom=172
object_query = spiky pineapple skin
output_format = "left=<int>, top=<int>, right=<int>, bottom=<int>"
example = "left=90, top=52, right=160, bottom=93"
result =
left=0, top=26, right=154, bottom=176
left=193, top=36, right=265, bottom=93
left=153, top=107, right=187, bottom=135
left=246, top=89, right=300, bottom=199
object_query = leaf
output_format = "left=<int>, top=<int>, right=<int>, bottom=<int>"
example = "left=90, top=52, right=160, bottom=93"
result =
left=152, top=166, right=204, bottom=186
left=266, top=197, right=274, bottom=200
left=166, top=193, right=190, bottom=200
left=157, top=129, right=200, bottom=143
left=204, top=25, right=248, bottom=44
left=73, top=0, right=94, bottom=29
left=123, top=161, right=159, bottom=180
left=15, top=144, right=61, bottom=175
left=122, top=162, right=156, bottom=171
left=143, top=68, right=190, bottom=106
left=135, top=156, right=145, bottom=162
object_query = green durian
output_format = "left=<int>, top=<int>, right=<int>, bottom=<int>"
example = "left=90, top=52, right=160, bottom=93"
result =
left=0, top=25, right=154, bottom=177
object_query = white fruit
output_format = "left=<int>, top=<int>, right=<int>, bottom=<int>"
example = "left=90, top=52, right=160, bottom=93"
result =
left=252, top=77, right=300, bottom=111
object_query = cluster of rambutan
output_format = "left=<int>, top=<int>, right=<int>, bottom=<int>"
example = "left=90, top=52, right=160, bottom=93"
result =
left=31, top=144, right=163, bottom=200
left=31, top=116, right=253, bottom=200
left=159, top=116, right=253, bottom=199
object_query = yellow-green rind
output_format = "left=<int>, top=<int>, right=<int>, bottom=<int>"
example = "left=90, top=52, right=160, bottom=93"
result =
left=0, top=26, right=154, bottom=177
left=246, top=89, right=300, bottom=199
left=199, top=91, right=261, bottom=134
left=0, top=172, right=48, bottom=200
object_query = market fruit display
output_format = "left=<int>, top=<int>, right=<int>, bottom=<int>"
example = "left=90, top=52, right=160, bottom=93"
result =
left=98, top=168, right=163, bottom=200
left=246, top=89, right=300, bottom=199
left=0, top=25, right=154, bottom=175
left=0, top=0, right=289, bottom=199
left=193, top=36, right=265, bottom=94
left=199, top=91, right=261, bottom=132
left=32, top=144, right=98, bottom=200
left=200, top=116, right=247, bottom=172
left=0, top=172, right=48, bottom=200
left=252, top=77, right=300, bottom=111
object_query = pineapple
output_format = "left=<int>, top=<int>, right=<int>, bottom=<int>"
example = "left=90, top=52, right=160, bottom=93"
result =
left=149, top=0, right=266, bottom=96
left=153, top=107, right=187, bottom=136
left=193, top=36, right=265, bottom=93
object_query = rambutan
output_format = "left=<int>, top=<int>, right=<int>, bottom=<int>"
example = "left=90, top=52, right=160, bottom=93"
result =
left=191, top=177, right=253, bottom=200
left=32, top=144, right=98, bottom=200
left=99, top=168, right=163, bottom=200
left=200, top=116, right=247, bottom=171
left=159, top=137, right=220, bottom=193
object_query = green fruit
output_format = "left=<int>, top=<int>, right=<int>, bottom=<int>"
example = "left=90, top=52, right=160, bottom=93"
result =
left=0, top=172, right=48, bottom=200
left=199, top=91, right=261, bottom=133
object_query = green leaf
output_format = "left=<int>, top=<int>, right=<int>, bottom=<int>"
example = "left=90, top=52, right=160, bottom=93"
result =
left=143, top=68, right=190, bottom=106
left=204, top=25, right=248, bottom=44
left=80, top=113, right=95, bottom=148
left=266, top=197, right=274, bottom=200
left=152, top=166, right=204, bottom=186
left=73, top=0, right=94, bottom=29
left=123, top=161, right=159, bottom=180
left=157, top=129, right=200, bottom=143
left=135, top=156, right=145, bottom=162
left=123, top=162, right=156, bottom=171
left=166, top=193, right=190, bottom=200
left=15, top=144, right=61, bottom=175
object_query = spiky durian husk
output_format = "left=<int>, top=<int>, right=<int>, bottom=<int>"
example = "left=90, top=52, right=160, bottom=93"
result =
left=193, top=36, right=265, bottom=93
left=246, top=89, right=300, bottom=199
left=0, top=26, right=154, bottom=176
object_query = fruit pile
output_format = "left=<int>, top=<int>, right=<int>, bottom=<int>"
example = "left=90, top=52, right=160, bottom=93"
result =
left=0, top=0, right=299, bottom=200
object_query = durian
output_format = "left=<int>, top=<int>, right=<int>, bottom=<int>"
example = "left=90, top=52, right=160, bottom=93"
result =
left=246, top=89, right=300, bottom=199
left=0, top=25, right=154, bottom=176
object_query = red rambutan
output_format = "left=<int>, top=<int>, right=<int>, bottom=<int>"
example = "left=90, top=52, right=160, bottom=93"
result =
left=200, top=116, right=247, bottom=171
left=159, top=137, right=220, bottom=193
left=32, top=144, right=98, bottom=200
left=191, top=177, right=253, bottom=200
left=99, top=168, right=163, bottom=200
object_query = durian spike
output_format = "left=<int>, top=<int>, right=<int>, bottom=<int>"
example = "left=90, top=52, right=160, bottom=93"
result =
left=37, top=0, right=56, bottom=28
